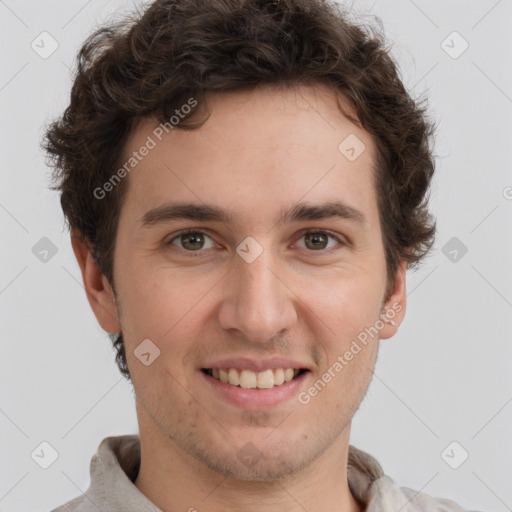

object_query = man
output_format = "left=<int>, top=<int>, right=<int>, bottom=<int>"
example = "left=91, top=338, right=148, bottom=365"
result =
left=43, top=0, right=476, bottom=510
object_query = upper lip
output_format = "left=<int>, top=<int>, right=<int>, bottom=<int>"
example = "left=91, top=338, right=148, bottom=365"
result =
left=201, top=357, right=310, bottom=372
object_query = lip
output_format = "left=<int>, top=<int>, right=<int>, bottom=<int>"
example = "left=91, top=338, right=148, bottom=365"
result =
left=200, top=369, right=310, bottom=408
left=200, top=356, right=310, bottom=373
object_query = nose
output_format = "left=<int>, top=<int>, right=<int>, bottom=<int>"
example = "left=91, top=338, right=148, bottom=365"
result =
left=218, top=247, right=298, bottom=344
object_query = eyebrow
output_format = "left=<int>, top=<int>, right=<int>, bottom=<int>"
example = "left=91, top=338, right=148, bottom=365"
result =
left=138, top=200, right=366, bottom=229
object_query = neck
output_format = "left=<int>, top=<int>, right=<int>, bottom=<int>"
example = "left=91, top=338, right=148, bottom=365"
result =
left=134, top=412, right=363, bottom=512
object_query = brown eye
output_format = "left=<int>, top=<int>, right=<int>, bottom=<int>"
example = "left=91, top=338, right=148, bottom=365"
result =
left=295, top=230, right=343, bottom=252
left=180, top=232, right=205, bottom=250
left=304, top=232, right=328, bottom=250
left=167, top=230, right=216, bottom=252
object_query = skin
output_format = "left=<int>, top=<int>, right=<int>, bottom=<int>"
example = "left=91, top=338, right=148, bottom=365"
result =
left=72, top=82, right=407, bottom=512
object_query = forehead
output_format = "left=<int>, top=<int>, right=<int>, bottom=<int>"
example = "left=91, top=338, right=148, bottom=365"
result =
left=119, top=83, right=379, bottom=228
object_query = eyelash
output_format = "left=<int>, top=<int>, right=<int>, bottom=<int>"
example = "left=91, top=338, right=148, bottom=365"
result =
left=165, top=228, right=347, bottom=256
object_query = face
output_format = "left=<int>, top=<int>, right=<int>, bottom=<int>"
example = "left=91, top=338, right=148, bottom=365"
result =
left=83, top=83, right=405, bottom=481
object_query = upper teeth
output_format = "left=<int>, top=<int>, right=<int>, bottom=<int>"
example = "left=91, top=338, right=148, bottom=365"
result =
left=210, top=368, right=300, bottom=389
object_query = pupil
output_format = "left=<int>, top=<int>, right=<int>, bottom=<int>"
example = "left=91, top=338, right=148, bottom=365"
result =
left=306, top=232, right=327, bottom=250
left=183, top=233, right=203, bottom=250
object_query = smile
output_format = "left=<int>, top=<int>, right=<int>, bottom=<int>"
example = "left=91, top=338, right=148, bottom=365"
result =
left=202, top=368, right=308, bottom=389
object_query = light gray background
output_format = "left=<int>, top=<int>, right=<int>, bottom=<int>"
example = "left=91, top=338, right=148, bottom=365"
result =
left=1, top=0, right=511, bottom=511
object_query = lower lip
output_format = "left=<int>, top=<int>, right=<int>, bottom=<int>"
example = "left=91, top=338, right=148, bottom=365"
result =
left=200, top=370, right=309, bottom=409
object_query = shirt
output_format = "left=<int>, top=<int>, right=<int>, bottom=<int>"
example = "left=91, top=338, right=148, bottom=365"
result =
left=51, top=435, right=478, bottom=512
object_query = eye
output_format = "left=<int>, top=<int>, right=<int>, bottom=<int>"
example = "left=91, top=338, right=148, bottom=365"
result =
left=165, top=228, right=346, bottom=256
left=295, top=230, right=344, bottom=251
left=166, top=229, right=216, bottom=252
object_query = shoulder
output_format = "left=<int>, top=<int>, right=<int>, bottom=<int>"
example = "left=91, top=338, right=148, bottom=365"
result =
left=400, top=485, right=482, bottom=512
left=370, top=475, right=482, bottom=512
left=49, top=495, right=84, bottom=512
left=348, top=445, right=482, bottom=512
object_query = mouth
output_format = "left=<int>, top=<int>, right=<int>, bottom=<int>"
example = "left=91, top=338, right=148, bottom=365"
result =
left=201, top=367, right=309, bottom=390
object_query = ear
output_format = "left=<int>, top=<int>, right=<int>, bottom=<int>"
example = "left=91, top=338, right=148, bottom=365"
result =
left=379, top=258, right=407, bottom=340
left=71, top=231, right=121, bottom=334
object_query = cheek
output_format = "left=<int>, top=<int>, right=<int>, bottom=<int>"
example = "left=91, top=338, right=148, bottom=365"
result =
left=305, top=271, right=384, bottom=334
left=300, top=274, right=384, bottom=386
left=117, top=265, right=222, bottom=387
left=117, top=262, right=203, bottom=335
left=120, top=270, right=201, bottom=395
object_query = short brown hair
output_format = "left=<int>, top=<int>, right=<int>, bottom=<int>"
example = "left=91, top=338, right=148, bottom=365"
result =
left=42, top=0, right=437, bottom=381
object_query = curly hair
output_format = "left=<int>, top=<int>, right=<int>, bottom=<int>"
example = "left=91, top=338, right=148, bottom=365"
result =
left=42, top=0, right=437, bottom=381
